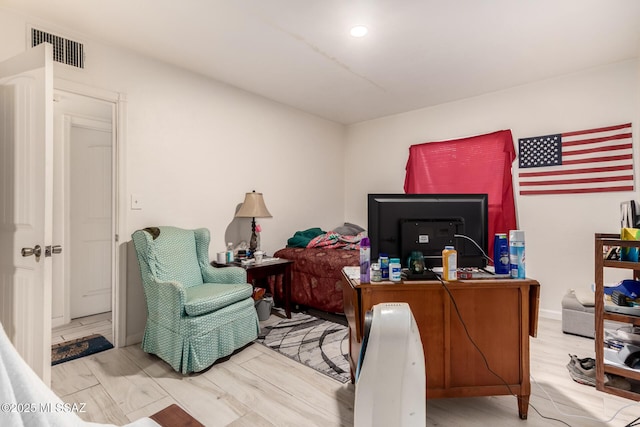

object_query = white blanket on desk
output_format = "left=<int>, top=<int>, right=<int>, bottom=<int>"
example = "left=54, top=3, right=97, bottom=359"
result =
left=0, top=323, right=159, bottom=427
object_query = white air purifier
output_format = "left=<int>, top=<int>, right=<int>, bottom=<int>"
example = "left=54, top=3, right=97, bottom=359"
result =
left=354, top=302, right=426, bottom=427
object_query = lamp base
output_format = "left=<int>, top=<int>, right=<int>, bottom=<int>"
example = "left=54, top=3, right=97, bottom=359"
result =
left=249, top=231, right=258, bottom=254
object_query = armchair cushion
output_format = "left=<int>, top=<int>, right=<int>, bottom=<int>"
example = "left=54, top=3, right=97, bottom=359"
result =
left=184, top=282, right=254, bottom=316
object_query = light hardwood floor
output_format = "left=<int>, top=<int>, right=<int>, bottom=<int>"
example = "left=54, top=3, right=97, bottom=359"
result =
left=50, top=315, right=640, bottom=426
left=52, top=312, right=113, bottom=345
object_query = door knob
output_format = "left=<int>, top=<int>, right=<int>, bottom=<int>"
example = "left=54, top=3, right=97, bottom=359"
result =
left=45, top=245, right=62, bottom=257
left=21, top=245, right=42, bottom=259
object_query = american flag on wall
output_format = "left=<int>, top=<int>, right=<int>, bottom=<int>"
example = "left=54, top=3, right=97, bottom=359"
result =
left=517, top=123, right=634, bottom=196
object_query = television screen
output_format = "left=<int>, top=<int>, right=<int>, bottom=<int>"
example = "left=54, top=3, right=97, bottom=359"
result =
left=367, top=194, right=488, bottom=269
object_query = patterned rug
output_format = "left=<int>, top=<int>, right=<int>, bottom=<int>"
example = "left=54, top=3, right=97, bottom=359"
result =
left=257, top=310, right=351, bottom=383
left=51, top=334, right=113, bottom=366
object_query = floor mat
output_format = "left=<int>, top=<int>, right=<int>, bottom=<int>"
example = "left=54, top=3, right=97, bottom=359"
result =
left=51, top=334, right=113, bottom=365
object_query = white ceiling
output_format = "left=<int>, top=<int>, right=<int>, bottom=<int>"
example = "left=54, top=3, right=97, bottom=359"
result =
left=4, top=0, right=640, bottom=124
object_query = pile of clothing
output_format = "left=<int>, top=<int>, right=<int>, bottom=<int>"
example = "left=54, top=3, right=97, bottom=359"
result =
left=286, top=223, right=366, bottom=250
left=566, top=354, right=630, bottom=390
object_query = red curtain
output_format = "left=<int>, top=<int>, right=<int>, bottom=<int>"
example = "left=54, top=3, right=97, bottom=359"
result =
left=404, top=130, right=517, bottom=260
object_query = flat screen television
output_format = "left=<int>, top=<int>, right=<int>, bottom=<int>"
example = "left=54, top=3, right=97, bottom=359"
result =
left=367, top=193, right=489, bottom=269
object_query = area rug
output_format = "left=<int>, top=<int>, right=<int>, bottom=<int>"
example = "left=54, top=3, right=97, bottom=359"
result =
left=51, top=334, right=113, bottom=366
left=257, top=310, right=351, bottom=383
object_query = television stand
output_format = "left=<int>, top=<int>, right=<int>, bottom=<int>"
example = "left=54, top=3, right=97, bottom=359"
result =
left=341, top=268, right=540, bottom=419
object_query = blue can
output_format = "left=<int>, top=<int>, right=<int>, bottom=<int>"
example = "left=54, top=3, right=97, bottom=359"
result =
left=493, top=233, right=509, bottom=274
left=509, top=230, right=526, bottom=279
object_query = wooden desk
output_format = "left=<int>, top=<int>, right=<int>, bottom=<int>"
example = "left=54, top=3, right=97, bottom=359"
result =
left=341, top=269, right=540, bottom=420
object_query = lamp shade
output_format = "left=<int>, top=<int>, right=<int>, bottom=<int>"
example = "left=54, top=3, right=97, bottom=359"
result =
left=235, top=192, right=272, bottom=218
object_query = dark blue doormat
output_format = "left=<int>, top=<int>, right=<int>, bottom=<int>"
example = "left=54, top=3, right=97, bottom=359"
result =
left=51, top=334, right=113, bottom=365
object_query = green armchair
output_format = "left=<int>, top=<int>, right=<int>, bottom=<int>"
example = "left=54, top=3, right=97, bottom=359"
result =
left=131, top=226, right=259, bottom=374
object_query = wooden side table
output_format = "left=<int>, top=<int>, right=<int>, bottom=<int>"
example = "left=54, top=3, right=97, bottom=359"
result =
left=213, top=258, right=294, bottom=318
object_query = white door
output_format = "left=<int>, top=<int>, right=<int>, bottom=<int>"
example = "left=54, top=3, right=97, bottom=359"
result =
left=0, top=44, right=54, bottom=384
left=69, top=118, right=112, bottom=318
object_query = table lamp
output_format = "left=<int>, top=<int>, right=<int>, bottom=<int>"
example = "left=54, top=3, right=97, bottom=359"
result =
left=235, top=190, right=272, bottom=254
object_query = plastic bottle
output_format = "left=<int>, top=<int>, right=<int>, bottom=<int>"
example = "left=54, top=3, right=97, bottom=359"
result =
left=371, top=263, right=382, bottom=282
left=379, top=253, right=390, bottom=280
left=389, top=258, right=402, bottom=282
left=226, top=242, right=235, bottom=264
left=493, top=233, right=510, bottom=274
left=360, top=237, right=371, bottom=284
left=442, top=246, right=457, bottom=281
left=509, top=230, right=525, bottom=278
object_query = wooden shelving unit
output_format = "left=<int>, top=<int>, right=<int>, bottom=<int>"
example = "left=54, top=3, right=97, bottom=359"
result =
left=594, top=233, right=640, bottom=400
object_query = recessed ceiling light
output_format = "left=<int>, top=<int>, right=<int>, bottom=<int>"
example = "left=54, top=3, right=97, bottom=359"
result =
left=350, top=26, right=368, bottom=37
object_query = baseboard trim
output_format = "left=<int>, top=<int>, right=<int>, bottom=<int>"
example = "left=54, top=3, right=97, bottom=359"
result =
left=125, top=332, right=143, bottom=346
left=540, top=308, right=561, bottom=320
left=51, top=316, right=65, bottom=328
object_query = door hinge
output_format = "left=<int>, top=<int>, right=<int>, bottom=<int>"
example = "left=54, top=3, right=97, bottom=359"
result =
left=115, top=234, right=119, bottom=242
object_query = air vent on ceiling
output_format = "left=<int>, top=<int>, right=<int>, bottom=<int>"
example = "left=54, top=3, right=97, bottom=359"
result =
left=31, top=28, right=84, bottom=69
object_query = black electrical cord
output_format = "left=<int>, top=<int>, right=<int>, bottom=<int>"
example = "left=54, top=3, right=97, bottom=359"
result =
left=454, top=233, right=493, bottom=264
left=435, top=273, right=572, bottom=426
left=431, top=232, right=638, bottom=424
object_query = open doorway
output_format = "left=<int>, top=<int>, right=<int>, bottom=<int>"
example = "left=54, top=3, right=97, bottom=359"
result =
left=51, top=89, right=117, bottom=351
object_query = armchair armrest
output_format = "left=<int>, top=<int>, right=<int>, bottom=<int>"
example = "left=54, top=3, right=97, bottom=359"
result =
left=201, top=263, right=248, bottom=284
left=146, top=279, right=188, bottom=328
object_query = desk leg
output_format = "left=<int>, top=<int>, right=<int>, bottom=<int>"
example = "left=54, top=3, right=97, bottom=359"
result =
left=517, top=395, right=529, bottom=419
left=283, top=264, right=292, bottom=319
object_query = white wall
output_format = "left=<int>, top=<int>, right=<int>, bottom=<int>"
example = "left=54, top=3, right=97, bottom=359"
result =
left=3, top=6, right=638, bottom=335
left=345, top=59, right=640, bottom=319
left=0, top=7, right=347, bottom=249
left=0, top=8, right=346, bottom=343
